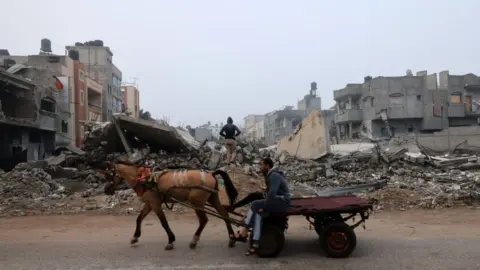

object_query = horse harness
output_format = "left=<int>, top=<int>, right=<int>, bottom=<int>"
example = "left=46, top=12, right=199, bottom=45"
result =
left=133, top=167, right=214, bottom=197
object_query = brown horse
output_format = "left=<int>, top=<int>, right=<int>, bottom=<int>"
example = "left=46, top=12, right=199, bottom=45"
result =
left=103, top=160, right=239, bottom=250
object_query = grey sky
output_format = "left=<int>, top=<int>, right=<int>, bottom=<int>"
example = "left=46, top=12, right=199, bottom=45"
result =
left=1, top=0, right=478, bottom=127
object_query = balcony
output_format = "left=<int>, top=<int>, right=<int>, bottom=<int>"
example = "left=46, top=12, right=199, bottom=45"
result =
left=334, top=84, right=363, bottom=100
left=334, top=109, right=363, bottom=124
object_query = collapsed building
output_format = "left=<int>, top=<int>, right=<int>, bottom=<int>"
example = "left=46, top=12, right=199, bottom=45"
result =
left=0, top=71, right=57, bottom=171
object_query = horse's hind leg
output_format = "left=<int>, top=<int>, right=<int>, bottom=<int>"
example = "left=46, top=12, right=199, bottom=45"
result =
left=131, top=202, right=152, bottom=245
left=190, top=209, right=208, bottom=249
left=151, top=200, right=176, bottom=250
left=208, top=194, right=236, bottom=248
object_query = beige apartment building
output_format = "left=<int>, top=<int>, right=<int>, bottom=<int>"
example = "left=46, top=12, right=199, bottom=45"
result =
left=121, top=85, right=140, bottom=118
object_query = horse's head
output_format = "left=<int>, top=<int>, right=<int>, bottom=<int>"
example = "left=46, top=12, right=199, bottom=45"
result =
left=103, top=159, right=142, bottom=195
left=103, top=162, right=122, bottom=195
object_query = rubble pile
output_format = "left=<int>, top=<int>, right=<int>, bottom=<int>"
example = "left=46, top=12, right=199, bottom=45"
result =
left=254, top=147, right=480, bottom=210
left=2, top=115, right=480, bottom=216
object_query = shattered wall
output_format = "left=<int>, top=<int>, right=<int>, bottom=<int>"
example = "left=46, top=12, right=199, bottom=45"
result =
left=276, top=110, right=330, bottom=159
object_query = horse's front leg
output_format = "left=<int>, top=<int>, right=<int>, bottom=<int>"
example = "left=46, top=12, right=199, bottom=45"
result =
left=151, top=198, right=176, bottom=250
left=131, top=202, right=152, bottom=245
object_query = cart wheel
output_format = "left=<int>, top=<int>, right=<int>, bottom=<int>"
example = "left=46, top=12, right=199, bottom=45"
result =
left=250, top=225, right=285, bottom=258
left=320, top=222, right=357, bottom=258
left=314, top=214, right=343, bottom=236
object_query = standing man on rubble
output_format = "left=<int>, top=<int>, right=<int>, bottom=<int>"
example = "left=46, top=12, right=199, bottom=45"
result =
left=219, top=117, right=241, bottom=165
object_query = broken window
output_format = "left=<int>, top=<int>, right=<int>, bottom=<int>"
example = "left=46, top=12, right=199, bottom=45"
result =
left=407, top=125, right=414, bottom=132
left=40, top=98, right=56, bottom=112
left=61, top=121, right=68, bottom=133
left=450, top=94, right=462, bottom=104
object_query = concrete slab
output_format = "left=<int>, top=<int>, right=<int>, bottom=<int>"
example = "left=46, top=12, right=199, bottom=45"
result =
left=276, top=110, right=330, bottom=160
left=330, top=143, right=375, bottom=156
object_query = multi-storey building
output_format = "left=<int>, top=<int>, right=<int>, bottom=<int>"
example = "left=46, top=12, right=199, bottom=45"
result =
left=65, top=41, right=122, bottom=121
left=243, top=114, right=265, bottom=141
left=121, top=85, right=140, bottom=118
left=0, top=54, right=76, bottom=147
left=0, top=70, right=57, bottom=170
left=333, top=71, right=480, bottom=141
left=72, top=59, right=103, bottom=147
left=263, top=106, right=304, bottom=145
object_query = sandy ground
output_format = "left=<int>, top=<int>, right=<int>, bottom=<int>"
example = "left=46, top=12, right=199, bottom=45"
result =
left=1, top=209, right=480, bottom=269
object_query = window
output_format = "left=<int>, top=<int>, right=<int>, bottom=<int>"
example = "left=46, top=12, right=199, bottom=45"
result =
left=407, top=125, right=414, bottom=132
left=450, top=94, right=462, bottom=104
left=61, top=121, right=68, bottom=133
left=79, top=125, right=85, bottom=139
left=40, top=98, right=55, bottom=112
left=416, top=95, right=422, bottom=101
left=370, top=97, right=375, bottom=107
left=80, top=90, right=84, bottom=105
left=79, top=71, right=85, bottom=82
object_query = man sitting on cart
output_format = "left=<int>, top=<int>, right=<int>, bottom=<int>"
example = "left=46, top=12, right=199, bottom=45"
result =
left=232, top=157, right=291, bottom=256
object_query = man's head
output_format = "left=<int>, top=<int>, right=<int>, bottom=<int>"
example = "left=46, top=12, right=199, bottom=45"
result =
left=259, top=157, right=274, bottom=175
left=227, top=117, right=233, bottom=124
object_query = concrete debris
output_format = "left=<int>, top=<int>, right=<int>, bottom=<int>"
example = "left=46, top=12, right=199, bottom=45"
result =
left=3, top=113, right=480, bottom=216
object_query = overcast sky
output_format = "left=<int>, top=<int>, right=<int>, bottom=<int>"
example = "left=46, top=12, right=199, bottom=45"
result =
left=1, top=0, right=478, bottom=127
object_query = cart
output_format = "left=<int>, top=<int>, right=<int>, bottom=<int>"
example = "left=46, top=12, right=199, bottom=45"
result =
left=236, top=195, right=373, bottom=258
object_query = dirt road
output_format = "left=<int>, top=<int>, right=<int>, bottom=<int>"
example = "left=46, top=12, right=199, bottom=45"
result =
left=1, top=209, right=480, bottom=269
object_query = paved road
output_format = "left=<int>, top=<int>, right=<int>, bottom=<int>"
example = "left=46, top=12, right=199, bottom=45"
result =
left=1, top=210, right=480, bottom=269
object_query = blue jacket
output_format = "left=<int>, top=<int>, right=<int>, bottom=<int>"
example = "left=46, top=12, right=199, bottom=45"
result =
left=264, top=167, right=291, bottom=212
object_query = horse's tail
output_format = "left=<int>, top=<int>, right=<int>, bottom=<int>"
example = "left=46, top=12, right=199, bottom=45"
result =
left=212, top=170, right=238, bottom=206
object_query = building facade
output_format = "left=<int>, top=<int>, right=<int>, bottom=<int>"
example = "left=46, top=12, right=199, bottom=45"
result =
left=263, top=106, right=304, bottom=145
left=0, top=71, right=57, bottom=170
left=65, top=41, right=122, bottom=121
left=86, top=77, right=103, bottom=122
left=243, top=114, right=265, bottom=141
left=121, top=85, right=140, bottom=118
left=333, top=71, right=480, bottom=141
left=72, top=61, right=103, bottom=147
left=1, top=55, right=76, bottom=147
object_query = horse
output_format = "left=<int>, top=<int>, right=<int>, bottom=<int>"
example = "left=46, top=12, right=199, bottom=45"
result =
left=103, top=160, right=239, bottom=251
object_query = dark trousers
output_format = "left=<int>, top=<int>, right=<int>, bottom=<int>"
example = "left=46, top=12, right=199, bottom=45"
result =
left=232, top=192, right=265, bottom=209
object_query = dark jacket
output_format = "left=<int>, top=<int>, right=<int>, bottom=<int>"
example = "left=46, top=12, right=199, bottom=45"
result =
left=264, top=167, right=291, bottom=212
left=220, top=123, right=241, bottom=140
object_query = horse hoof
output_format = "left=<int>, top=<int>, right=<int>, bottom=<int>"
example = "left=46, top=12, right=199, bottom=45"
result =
left=189, top=241, right=197, bottom=249
left=228, top=239, right=236, bottom=248
left=130, top=238, right=139, bottom=245
left=165, top=243, right=174, bottom=250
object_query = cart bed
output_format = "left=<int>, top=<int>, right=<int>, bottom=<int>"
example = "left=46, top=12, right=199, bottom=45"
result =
left=272, top=195, right=372, bottom=216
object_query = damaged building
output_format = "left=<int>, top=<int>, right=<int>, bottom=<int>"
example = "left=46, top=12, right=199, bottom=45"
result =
left=333, top=71, right=480, bottom=141
left=0, top=71, right=56, bottom=171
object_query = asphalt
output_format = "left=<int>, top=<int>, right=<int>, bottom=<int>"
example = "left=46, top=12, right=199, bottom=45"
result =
left=1, top=211, right=480, bottom=270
